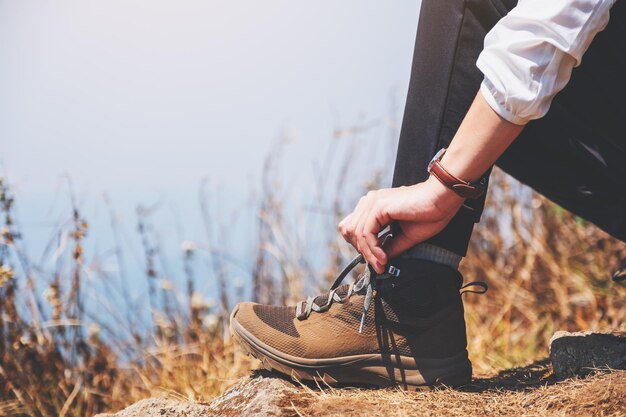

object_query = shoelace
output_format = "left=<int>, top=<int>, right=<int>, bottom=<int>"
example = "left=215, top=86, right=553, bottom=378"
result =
left=612, top=257, right=626, bottom=283
left=295, top=254, right=401, bottom=333
left=460, top=281, right=489, bottom=294
left=295, top=252, right=490, bottom=333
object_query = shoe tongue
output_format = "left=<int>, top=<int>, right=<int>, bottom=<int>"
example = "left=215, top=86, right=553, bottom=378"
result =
left=312, top=284, right=351, bottom=307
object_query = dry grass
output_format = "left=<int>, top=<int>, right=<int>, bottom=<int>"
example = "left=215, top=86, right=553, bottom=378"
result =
left=1, top=142, right=625, bottom=417
left=462, top=171, right=626, bottom=372
left=290, top=367, right=626, bottom=417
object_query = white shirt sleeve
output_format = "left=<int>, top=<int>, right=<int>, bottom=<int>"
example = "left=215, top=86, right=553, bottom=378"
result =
left=476, top=0, right=615, bottom=125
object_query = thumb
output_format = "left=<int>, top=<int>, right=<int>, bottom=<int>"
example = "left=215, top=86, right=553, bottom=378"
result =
left=384, top=232, right=418, bottom=260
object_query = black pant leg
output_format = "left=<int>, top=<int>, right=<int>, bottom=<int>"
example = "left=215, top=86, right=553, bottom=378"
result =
left=392, top=0, right=516, bottom=255
left=496, top=0, right=626, bottom=242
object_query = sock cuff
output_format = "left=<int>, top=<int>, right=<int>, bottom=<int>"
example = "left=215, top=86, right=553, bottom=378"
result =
left=400, top=243, right=462, bottom=269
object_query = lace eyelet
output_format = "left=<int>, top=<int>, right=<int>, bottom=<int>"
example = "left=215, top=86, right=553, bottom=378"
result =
left=295, top=255, right=402, bottom=332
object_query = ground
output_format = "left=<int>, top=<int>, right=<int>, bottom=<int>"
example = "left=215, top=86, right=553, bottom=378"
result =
left=101, top=360, right=626, bottom=417
left=290, top=361, right=626, bottom=417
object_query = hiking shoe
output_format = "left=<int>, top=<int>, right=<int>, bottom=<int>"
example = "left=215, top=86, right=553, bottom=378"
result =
left=230, top=256, right=477, bottom=390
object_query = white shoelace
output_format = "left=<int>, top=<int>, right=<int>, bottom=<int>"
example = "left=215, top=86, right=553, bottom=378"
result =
left=295, top=254, right=400, bottom=333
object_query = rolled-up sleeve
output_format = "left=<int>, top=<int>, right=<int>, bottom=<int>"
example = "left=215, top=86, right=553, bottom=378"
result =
left=476, top=0, right=615, bottom=125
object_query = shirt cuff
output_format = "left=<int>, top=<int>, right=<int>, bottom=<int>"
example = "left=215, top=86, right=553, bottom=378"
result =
left=479, top=80, right=531, bottom=126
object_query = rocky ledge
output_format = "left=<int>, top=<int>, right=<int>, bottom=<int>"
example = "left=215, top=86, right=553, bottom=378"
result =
left=549, top=330, right=626, bottom=379
left=96, top=373, right=308, bottom=417
left=99, top=331, right=626, bottom=417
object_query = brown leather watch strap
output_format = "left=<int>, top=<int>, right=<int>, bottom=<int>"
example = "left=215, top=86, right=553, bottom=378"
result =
left=427, top=148, right=487, bottom=199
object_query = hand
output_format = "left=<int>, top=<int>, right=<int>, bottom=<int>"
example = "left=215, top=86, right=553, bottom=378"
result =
left=338, top=176, right=465, bottom=273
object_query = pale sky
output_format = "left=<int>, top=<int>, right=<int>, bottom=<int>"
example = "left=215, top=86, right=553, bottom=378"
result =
left=0, top=1, right=423, bottom=312
left=1, top=0, right=421, bottom=192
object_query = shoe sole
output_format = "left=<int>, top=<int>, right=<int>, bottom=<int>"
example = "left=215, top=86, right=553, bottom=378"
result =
left=230, top=305, right=472, bottom=391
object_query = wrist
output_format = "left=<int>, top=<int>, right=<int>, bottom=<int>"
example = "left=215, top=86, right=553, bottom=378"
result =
left=423, top=175, right=465, bottom=212
left=427, top=148, right=488, bottom=199
left=439, top=146, right=481, bottom=182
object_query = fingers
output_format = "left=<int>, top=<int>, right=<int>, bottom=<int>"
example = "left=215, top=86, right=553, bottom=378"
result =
left=356, top=203, right=390, bottom=273
left=354, top=224, right=382, bottom=272
left=384, top=218, right=450, bottom=259
left=338, top=195, right=368, bottom=247
left=339, top=191, right=390, bottom=273
left=339, top=183, right=463, bottom=267
left=351, top=193, right=376, bottom=256
left=338, top=215, right=354, bottom=245
left=340, top=188, right=424, bottom=271
left=384, top=230, right=418, bottom=260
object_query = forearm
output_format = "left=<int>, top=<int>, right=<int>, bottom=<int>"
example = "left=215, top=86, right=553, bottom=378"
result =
left=437, top=90, right=525, bottom=184
left=340, top=91, right=526, bottom=270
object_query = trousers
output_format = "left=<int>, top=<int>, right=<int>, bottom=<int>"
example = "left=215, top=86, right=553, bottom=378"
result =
left=392, top=0, right=626, bottom=256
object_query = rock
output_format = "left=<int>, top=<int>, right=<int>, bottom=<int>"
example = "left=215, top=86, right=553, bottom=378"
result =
left=101, top=335, right=626, bottom=416
left=207, top=371, right=308, bottom=417
left=550, top=331, right=626, bottom=379
left=97, top=371, right=310, bottom=417
left=94, top=397, right=212, bottom=417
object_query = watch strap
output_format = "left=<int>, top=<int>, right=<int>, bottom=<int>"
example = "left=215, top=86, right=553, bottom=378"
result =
left=427, top=149, right=487, bottom=199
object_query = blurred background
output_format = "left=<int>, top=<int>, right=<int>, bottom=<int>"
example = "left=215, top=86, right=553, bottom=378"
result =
left=0, top=0, right=418, bottom=307
left=1, top=2, right=625, bottom=416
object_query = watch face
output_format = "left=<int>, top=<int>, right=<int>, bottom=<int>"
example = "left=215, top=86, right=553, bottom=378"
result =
left=428, top=148, right=446, bottom=172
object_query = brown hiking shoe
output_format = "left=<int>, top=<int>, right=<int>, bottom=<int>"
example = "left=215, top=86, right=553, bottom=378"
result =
left=230, top=256, right=476, bottom=390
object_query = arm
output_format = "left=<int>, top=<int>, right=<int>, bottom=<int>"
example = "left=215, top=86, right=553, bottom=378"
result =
left=477, top=0, right=614, bottom=124
left=436, top=91, right=523, bottom=183
left=338, top=91, right=523, bottom=273
left=339, top=0, right=614, bottom=273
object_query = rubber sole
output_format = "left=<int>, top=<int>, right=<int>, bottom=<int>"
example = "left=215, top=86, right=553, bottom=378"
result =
left=230, top=305, right=472, bottom=391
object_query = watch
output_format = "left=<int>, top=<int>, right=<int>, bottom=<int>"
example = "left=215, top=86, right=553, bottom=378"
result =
left=427, top=148, right=488, bottom=199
